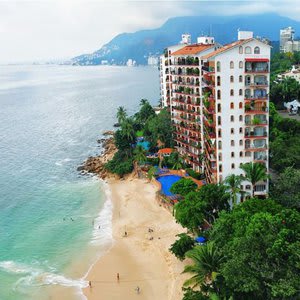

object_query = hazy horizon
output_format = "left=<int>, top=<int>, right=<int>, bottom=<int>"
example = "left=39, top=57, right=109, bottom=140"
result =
left=1, top=0, right=300, bottom=64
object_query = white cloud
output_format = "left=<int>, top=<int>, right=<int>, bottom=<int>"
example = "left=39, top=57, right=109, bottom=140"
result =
left=0, top=0, right=299, bottom=63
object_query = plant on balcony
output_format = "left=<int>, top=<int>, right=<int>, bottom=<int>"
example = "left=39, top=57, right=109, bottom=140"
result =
left=252, top=117, right=261, bottom=125
left=186, top=57, right=194, bottom=65
left=245, top=103, right=251, bottom=111
left=193, top=68, right=200, bottom=76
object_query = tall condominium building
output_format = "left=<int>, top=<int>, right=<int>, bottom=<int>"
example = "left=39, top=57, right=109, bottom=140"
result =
left=161, top=31, right=271, bottom=198
left=159, top=34, right=192, bottom=108
left=280, top=27, right=295, bottom=52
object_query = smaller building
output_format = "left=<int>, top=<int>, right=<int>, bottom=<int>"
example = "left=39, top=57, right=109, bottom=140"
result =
left=279, top=65, right=300, bottom=83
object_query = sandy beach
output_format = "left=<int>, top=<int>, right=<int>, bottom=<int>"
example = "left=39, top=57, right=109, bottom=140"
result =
left=83, top=176, right=188, bottom=300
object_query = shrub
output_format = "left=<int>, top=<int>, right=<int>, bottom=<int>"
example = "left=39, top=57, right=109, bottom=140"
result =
left=170, top=178, right=197, bottom=196
left=186, top=168, right=204, bottom=180
left=105, top=151, right=133, bottom=176
left=169, top=233, right=195, bottom=261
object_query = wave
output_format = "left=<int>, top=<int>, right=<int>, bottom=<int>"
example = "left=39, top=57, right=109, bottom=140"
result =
left=0, top=261, right=88, bottom=290
left=55, top=158, right=74, bottom=166
left=90, top=181, right=113, bottom=246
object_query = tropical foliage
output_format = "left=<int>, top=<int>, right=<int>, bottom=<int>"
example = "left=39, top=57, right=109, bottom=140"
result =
left=169, top=233, right=195, bottom=261
left=170, top=178, right=197, bottom=197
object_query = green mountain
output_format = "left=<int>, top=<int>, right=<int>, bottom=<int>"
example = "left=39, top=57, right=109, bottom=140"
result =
left=72, top=13, right=300, bottom=65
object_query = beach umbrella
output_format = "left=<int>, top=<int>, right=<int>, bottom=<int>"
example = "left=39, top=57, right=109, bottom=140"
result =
left=195, top=236, right=206, bottom=243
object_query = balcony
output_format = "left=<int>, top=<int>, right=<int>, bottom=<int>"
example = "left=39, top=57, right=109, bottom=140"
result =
left=253, top=184, right=267, bottom=196
left=244, top=131, right=268, bottom=138
left=202, top=66, right=215, bottom=73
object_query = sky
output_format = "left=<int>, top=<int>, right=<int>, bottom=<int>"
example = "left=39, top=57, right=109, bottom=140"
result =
left=0, top=0, right=300, bottom=63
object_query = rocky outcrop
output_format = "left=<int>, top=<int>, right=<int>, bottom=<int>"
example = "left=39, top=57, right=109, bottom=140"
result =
left=78, top=134, right=117, bottom=179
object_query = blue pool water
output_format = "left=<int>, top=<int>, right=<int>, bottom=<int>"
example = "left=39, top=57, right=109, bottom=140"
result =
left=156, top=175, right=182, bottom=196
left=137, top=141, right=150, bottom=150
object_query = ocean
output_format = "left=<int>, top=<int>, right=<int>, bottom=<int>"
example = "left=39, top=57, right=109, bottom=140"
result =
left=0, top=65, right=159, bottom=300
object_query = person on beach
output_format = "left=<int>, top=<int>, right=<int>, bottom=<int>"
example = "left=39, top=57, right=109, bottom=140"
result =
left=117, top=273, right=120, bottom=282
left=124, top=231, right=127, bottom=237
left=89, top=281, right=92, bottom=288
left=135, top=286, right=140, bottom=294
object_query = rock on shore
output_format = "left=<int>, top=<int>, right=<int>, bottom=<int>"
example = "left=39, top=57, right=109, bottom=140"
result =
left=78, top=134, right=117, bottom=179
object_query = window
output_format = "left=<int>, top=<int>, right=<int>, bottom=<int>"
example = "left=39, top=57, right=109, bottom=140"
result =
left=231, top=163, right=235, bottom=169
left=217, top=76, right=221, bottom=86
left=217, top=103, right=221, bottom=113
left=217, top=90, right=221, bottom=100
left=239, top=139, right=243, bottom=146
left=239, top=115, right=243, bottom=122
left=219, top=164, right=223, bottom=172
left=230, top=102, right=234, bottom=109
left=239, top=127, right=243, bottom=134
left=218, top=141, right=222, bottom=149
left=245, top=46, right=251, bottom=54
left=239, top=61, right=243, bottom=69
left=219, top=175, right=223, bottom=182
left=230, top=61, right=234, bottom=69
left=218, top=153, right=222, bottom=161
left=218, top=116, right=222, bottom=126
left=239, top=102, right=243, bottom=108
left=231, top=128, right=234, bottom=134
left=231, top=140, right=235, bottom=146
left=239, top=89, right=243, bottom=96
left=245, top=151, right=251, bottom=157
left=254, top=46, right=260, bottom=54
left=230, top=75, right=234, bottom=83
left=230, top=89, right=234, bottom=96
left=246, top=185, right=251, bottom=190
left=230, top=115, right=234, bottom=122
left=240, top=151, right=243, bottom=157
left=218, top=129, right=222, bottom=137
left=239, top=75, right=243, bottom=82
left=239, top=46, right=243, bottom=54
left=217, top=61, right=221, bottom=72
left=231, top=152, right=235, bottom=158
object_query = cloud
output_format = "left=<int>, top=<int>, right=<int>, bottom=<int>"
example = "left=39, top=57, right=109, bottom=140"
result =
left=0, top=0, right=299, bottom=63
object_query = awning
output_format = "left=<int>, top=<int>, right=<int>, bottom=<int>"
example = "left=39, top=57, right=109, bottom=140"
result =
left=245, top=58, right=269, bottom=62
left=195, top=236, right=206, bottom=243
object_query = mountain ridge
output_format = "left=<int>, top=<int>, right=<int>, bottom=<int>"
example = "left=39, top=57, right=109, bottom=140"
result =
left=72, top=13, right=300, bottom=65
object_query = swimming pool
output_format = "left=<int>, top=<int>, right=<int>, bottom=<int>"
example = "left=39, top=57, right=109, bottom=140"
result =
left=156, top=175, right=182, bottom=196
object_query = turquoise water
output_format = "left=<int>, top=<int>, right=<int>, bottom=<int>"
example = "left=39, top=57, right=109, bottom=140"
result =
left=156, top=175, right=182, bottom=196
left=0, top=65, right=159, bottom=299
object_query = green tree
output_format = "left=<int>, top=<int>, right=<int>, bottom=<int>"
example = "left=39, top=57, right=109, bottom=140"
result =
left=169, top=233, right=195, bottom=261
left=182, top=288, right=209, bottom=300
left=271, top=167, right=300, bottom=210
left=210, top=199, right=300, bottom=300
left=121, top=118, right=136, bottom=144
left=183, top=243, right=224, bottom=295
left=147, top=166, right=157, bottom=182
left=136, top=99, right=155, bottom=125
left=223, top=174, right=243, bottom=207
left=116, top=106, right=127, bottom=125
left=133, top=145, right=146, bottom=165
left=169, top=151, right=184, bottom=170
left=240, top=162, right=268, bottom=197
left=170, top=178, right=197, bottom=196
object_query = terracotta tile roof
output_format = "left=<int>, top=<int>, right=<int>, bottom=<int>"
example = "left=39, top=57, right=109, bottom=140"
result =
left=172, top=44, right=214, bottom=56
left=202, top=38, right=253, bottom=59
left=158, top=148, right=174, bottom=154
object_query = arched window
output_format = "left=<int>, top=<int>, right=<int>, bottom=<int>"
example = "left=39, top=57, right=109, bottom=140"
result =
left=218, top=129, right=222, bottom=137
left=231, top=128, right=234, bottom=134
left=230, top=89, right=234, bottom=96
left=239, top=75, right=243, bottom=82
left=231, top=152, right=235, bottom=158
left=230, top=61, right=234, bottom=69
left=254, top=46, right=260, bottom=54
left=218, top=116, right=222, bottom=125
left=218, top=153, right=222, bottom=161
left=217, top=103, right=221, bottom=112
left=239, top=127, right=243, bottom=133
left=219, top=164, right=223, bottom=172
left=231, top=140, right=235, bottom=146
left=218, top=141, right=222, bottom=149
left=230, top=115, right=234, bottom=122
left=216, top=61, right=221, bottom=72
left=245, top=46, right=251, bottom=54
left=240, top=151, right=243, bottom=157
left=217, top=90, right=221, bottom=100
left=239, top=61, right=243, bottom=69
left=230, top=75, right=234, bottom=83
left=230, top=102, right=234, bottom=109
left=239, top=89, right=243, bottom=96
left=239, top=139, right=243, bottom=146
left=239, top=46, right=243, bottom=54
left=231, top=163, right=235, bottom=169
left=239, top=115, right=243, bottom=122
left=239, top=102, right=243, bottom=108
left=217, top=76, right=221, bottom=86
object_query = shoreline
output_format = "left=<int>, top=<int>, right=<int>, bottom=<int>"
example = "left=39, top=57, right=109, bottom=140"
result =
left=82, top=175, right=188, bottom=300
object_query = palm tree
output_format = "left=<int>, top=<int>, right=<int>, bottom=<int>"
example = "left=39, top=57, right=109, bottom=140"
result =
left=240, top=162, right=268, bottom=197
left=116, top=106, right=127, bottom=125
left=139, top=99, right=149, bottom=106
left=183, top=243, right=224, bottom=292
left=170, top=152, right=184, bottom=170
left=121, top=118, right=135, bottom=142
left=147, top=166, right=157, bottom=182
left=133, top=145, right=146, bottom=165
left=224, top=174, right=243, bottom=207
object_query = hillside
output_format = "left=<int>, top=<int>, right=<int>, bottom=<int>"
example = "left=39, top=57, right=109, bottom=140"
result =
left=72, top=13, right=300, bottom=65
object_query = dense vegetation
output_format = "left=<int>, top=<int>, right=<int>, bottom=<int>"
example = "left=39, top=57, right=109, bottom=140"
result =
left=105, top=99, right=173, bottom=176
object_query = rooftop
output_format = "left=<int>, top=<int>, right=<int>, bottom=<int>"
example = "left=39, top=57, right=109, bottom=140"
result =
left=172, top=44, right=214, bottom=56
